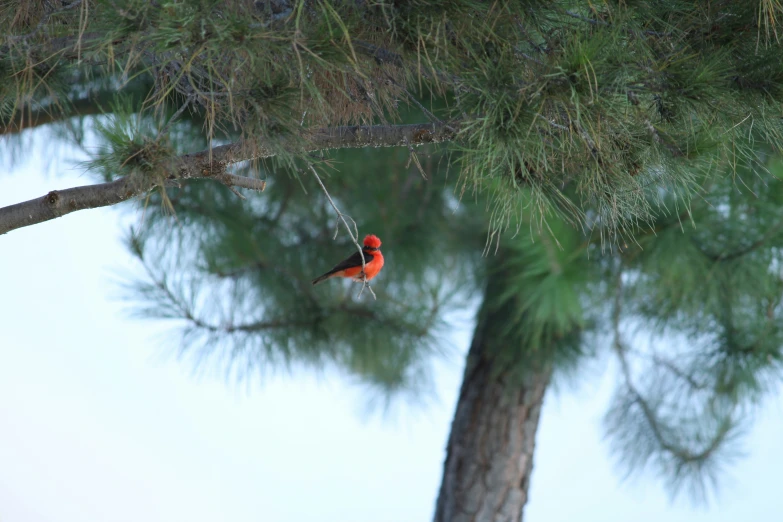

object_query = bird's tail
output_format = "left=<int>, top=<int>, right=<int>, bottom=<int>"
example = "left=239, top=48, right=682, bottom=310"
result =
left=311, top=272, right=334, bottom=286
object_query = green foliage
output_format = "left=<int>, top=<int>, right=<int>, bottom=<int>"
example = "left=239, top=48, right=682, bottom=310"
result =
left=88, top=101, right=175, bottom=182
left=123, top=142, right=482, bottom=400
left=601, top=149, right=783, bottom=501
left=626, top=152, right=783, bottom=399
left=7, top=1, right=783, bottom=238
left=5, top=0, right=783, bottom=506
left=478, top=214, right=593, bottom=379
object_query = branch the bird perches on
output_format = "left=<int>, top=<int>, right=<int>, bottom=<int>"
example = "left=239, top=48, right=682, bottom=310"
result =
left=309, top=164, right=376, bottom=300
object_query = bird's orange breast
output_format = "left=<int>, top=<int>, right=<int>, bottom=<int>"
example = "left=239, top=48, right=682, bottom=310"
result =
left=343, top=251, right=384, bottom=281
left=364, top=251, right=384, bottom=280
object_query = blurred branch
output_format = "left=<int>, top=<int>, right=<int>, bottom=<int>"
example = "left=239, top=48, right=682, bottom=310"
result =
left=136, top=247, right=312, bottom=334
left=1, top=96, right=104, bottom=135
left=649, top=354, right=709, bottom=391
left=693, top=218, right=783, bottom=262
left=0, top=121, right=457, bottom=235
left=611, top=269, right=736, bottom=468
left=2, top=77, right=154, bottom=136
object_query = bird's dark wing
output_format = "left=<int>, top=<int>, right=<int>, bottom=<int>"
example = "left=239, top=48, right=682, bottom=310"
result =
left=324, top=249, right=374, bottom=275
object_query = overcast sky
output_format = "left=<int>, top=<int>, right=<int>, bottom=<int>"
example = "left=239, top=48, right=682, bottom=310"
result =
left=1, top=132, right=782, bottom=522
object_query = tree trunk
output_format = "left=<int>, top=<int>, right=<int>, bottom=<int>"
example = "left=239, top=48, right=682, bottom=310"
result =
left=434, top=312, right=552, bottom=522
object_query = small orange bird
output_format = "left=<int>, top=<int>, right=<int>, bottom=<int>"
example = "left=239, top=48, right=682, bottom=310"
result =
left=312, top=234, right=385, bottom=286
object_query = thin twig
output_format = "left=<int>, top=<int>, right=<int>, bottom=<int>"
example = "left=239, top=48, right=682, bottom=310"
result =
left=158, top=97, right=192, bottom=137
left=564, top=8, right=669, bottom=37
left=403, top=137, right=427, bottom=179
left=308, top=164, right=376, bottom=300
left=382, top=74, right=447, bottom=179
left=564, top=10, right=607, bottom=26
left=386, top=73, right=457, bottom=132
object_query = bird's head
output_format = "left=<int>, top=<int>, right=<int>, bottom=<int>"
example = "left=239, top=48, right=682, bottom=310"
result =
left=363, top=234, right=382, bottom=251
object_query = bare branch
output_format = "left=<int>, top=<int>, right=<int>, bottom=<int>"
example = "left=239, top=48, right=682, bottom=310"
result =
left=0, top=121, right=457, bottom=235
left=308, top=164, right=376, bottom=300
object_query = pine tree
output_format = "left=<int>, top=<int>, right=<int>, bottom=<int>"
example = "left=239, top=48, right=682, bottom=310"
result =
left=122, top=137, right=783, bottom=521
left=3, top=2, right=783, bottom=521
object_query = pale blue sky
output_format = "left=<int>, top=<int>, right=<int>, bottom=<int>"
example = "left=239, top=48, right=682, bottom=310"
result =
left=1, top=132, right=782, bottom=522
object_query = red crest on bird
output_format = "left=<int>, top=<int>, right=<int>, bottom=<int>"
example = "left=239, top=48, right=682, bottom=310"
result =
left=363, top=234, right=382, bottom=249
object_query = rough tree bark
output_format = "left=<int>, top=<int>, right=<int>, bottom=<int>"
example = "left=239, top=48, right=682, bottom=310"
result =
left=434, top=332, right=551, bottom=522
left=434, top=270, right=553, bottom=522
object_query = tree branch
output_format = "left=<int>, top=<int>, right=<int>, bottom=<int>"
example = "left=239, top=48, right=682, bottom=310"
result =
left=2, top=96, right=106, bottom=135
left=0, top=121, right=457, bottom=235
left=309, top=164, right=375, bottom=300
left=692, top=218, right=783, bottom=263
left=1, top=76, right=154, bottom=136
